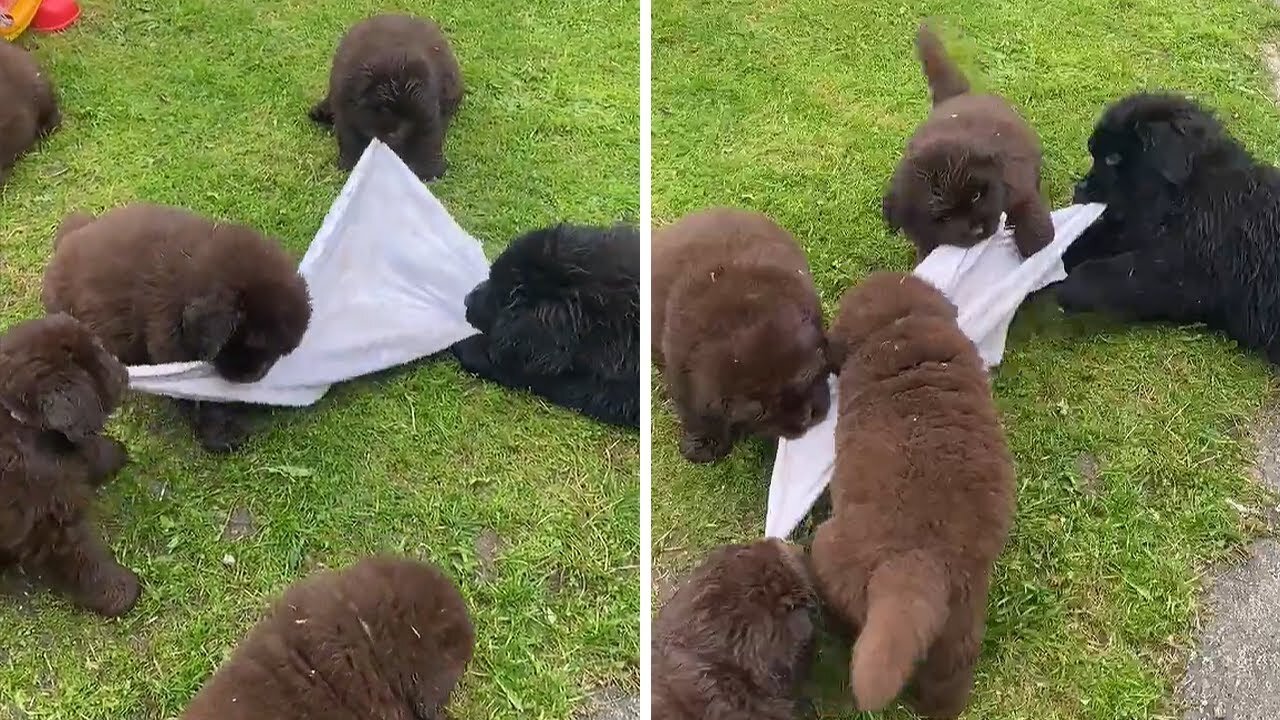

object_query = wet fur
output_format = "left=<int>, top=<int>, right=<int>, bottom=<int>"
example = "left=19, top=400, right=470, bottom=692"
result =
left=1059, top=93, right=1280, bottom=362
left=0, top=314, right=139, bottom=617
left=182, top=555, right=475, bottom=720
left=652, top=539, right=819, bottom=720
left=0, top=40, right=60, bottom=187
left=452, top=224, right=640, bottom=428
left=41, top=204, right=312, bottom=453
left=811, top=272, right=1014, bottom=718
left=652, top=208, right=831, bottom=463
left=883, top=24, right=1051, bottom=261
left=310, top=13, right=464, bottom=181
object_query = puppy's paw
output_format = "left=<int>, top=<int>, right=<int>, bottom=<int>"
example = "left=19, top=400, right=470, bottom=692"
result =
left=308, top=97, right=334, bottom=125
left=1054, top=276, right=1095, bottom=314
left=412, top=158, right=447, bottom=182
left=81, top=566, right=141, bottom=618
left=192, top=406, right=252, bottom=454
left=84, top=436, right=129, bottom=485
left=679, top=431, right=732, bottom=464
left=451, top=335, right=494, bottom=378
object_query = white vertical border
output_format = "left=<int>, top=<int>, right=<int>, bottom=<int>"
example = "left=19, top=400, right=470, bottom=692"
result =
left=638, top=0, right=653, bottom=711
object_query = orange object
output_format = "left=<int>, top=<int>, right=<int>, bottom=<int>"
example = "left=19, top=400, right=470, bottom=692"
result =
left=0, top=0, right=40, bottom=40
left=32, top=0, right=78, bottom=32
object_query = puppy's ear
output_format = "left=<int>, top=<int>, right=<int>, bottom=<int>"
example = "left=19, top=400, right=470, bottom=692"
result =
left=1142, top=121, right=1193, bottom=184
left=33, top=376, right=105, bottom=441
left=182, top=293, right=242, bottom=361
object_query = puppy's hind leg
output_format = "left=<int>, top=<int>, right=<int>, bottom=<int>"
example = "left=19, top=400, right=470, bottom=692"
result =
left=906, top=596, right=985, bottom=720
left=38, top=517, right=141, bottom=617
left=1007, top=193, right=1054, bottom=258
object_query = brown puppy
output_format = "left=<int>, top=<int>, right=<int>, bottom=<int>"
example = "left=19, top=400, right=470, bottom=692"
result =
left=41, top=204, right=312, bottom=453
left=310, top=13, right=464, bottom=181
left=182, top=555, right=475, bottom=720
left=652, top=539, right=819, bottom=720
left=810, top=272, right=1015, bottom=719
left=882, top=23, right=1052, bottom=261
left=653, top=208, right=830, bottom=463
left=0, top=39, right=60, bottom=186
left=0, top=313, right=139, bottom=617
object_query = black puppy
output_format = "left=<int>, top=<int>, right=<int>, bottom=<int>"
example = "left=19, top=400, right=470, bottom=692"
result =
left=1060, top=93, right=1280, bottom=361
left=452, top=224, right=640, bottom=428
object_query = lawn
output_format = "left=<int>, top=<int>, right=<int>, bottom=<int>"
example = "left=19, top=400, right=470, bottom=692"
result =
left=652, top=0, right=1280, bottom=717
left=0, top=1, right=639, bottom=718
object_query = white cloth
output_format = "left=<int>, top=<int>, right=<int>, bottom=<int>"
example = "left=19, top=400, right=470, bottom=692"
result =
left=125, top=140, right=491, bottom=406
left=764, top=203, right=1107, bottom=539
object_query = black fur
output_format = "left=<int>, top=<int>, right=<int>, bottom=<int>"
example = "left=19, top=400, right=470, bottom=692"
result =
left=452, top=224, right=639, bottom=428
left=1060, top=93, right=1280, bottom=361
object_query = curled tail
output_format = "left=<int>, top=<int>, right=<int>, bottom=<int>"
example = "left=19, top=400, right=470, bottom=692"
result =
left=851, top=550, right=950, bottom=711
left=53, top=211, right=95, bottom=250
left=915, top=22, right=970, bottom=105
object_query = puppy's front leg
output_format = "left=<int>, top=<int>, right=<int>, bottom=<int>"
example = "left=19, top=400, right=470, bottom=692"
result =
left=1007, top=194, right=1054, bottom=258
left=678, top=414, right=734, bottom=463
left=336, top=124, right=369, bottom=171
left=452, top=335, right=499, bottom=381
left=175, top=400, right=253, bottom=453
left=40, top=519, right=140, bottom=617
left=1057, top=251, right=1206, bottom=323
left=78, top=436, right=129, bottom=487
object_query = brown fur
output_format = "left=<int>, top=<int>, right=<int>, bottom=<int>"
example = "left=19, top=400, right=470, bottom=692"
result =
left=0, top=313, right=139, bottom=617
left=652, top=208, right=831, bottom=463
left=882, top=23, right=1051, bottom=261
left=810, top=272, right=1015, bottom=718
left=0, top=39, right=60, bottom=186
left=652, top=539, right=819, bottom=720
left=310, top=13, right=464, bottom=181
left=41, top=204, right=312, bottom=453
left=182, top=555, right=475, bottom=720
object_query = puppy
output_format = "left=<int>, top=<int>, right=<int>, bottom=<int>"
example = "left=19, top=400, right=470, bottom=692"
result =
left=310, top=13, right=464, bottom=181
left=1059, top=93, right=1280, bottom=362
left=0, top=313, right=139, bottom=617
left=652, top=539, right=819, bottom=720
left=182, top=555, right=475, bottom=720
left=883, top=23, right=1052, bottom=261
left=41, top=204, right=312, bottom=453
left=452, top=224, right=640, bottom=428
left=653, top=208, right=830, bottom=463
left=0, top=38, right=60, bottom=186
left=811, top=272, right=1014, bottom=719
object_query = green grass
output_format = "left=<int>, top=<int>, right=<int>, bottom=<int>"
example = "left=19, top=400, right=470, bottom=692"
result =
left=0, top=1, right=638, bottom=718
left=652, top=0, right=1280, bottom=717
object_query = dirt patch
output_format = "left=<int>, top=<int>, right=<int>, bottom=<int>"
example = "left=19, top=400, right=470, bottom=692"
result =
left=1262, top=43, right=1280, bottom=101
left=575, top=685, right=639, bottom=720
left=475, top=529, right=504, bottom=583
left=1075, top=451, right=1103, bottom=496
left=221, top=507, right=257, bottom=542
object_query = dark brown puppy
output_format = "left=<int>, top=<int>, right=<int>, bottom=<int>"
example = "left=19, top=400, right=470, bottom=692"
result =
left=883, top=23, right=1051, bottom=261
left=41, top=204, right=311, bottom=453
left=811, top=272, right=1014, bottom=719
left=0, top=39, right=60, bottom=186
left=0, top=313, right=139, bottom=617
left=652, top=539, right=819, bottom=720
left=653, top=208, right=830, bottom=463
left=182, top=555, right=475, bottom=720
left=310, top=13, right=464, bottom=181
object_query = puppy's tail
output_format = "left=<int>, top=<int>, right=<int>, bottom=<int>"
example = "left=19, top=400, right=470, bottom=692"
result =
left=915, top=22, right=970, bottom=105
left=851, top=550, right=950, bottom=711
left=53, top=211, right=95, bottom=249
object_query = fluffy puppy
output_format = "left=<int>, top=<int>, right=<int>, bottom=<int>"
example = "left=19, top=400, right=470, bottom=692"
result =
left=41, top=204, right=312, bottom=453
left=1059, top=93, right=1280, bottom=361
left=0, top=39, right=60, bottom=186
left=653, top=208, right=830, bottom=463
left=309, top=13, right=464, bottom=181
left=883, top=23, right=1052, bottom=261
left=811, top=272, right=1014, bottom=719
left=452, top=223, right=640, bottom=428
left=0, top=313, right=139, bottom=617
left=652, top=539, right=819, bottom=720
left=182, top=555, right=475, bottom=720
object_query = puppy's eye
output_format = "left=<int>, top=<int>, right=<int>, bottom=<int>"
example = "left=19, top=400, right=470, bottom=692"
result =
left=971, top=191, right=982, bottom=203
left=1104, top=153, right=1121, bottom=167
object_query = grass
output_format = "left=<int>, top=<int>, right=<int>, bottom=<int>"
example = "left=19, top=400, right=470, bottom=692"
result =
left=0, top=1, right=638, bottom=718
left=652, top=0, right=1280, bottom=717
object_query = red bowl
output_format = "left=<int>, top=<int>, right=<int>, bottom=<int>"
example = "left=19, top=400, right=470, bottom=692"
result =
left=32, top=0, right=79, bottom=32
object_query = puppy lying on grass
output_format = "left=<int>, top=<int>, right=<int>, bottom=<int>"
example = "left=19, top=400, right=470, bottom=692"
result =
left=310, top=13, right=464, bottom=181
left=0, top=313, right=139, bottom=617
left=41, top=204, right=312, bottom=453
left=811, top=272, right=1014, bottom=719
left=183, top=555, right=474, bottom=720
left=652, top=538, right=819, bottom=720
left=0, top=39, right=60, bottom=186
left=653, top=208, right=830, bottom=463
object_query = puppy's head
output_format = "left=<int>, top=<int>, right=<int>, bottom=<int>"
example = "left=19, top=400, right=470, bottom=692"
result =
left=0, top=313, right=127, bottom=441
left=351, top=60, right=444, bottom=176
left=183, top=227, right=311, bottom=383
left=658, top=539, right=818, bottom=692
left=827, top=272, right=957, bottom=369
left=1074, top=93, right=1224, bottom=210
left=884, top=141, right=1006, bottom=246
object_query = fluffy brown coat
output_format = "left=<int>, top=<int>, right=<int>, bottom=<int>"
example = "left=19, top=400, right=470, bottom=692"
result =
left=0, top=313, right=138, bottom=617
left=652, top=539, right=819, bottom=720
left=309, top=13, right=464, bottom=181
left=182, top=555, right=475, bottom=720
left=882, top=24, right=1051, bottom=261
left=652, top=208, right=830, bottom=463
left=0, top=39, right=60, bottom=186
left=811, top=272, right=1015, bottom=719
left=41, top=204, right=312, bottom=453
